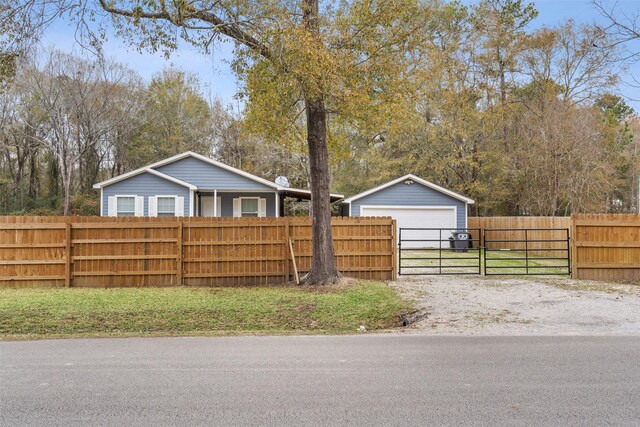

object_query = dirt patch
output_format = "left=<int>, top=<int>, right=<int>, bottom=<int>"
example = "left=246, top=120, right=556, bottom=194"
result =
left=391, top=275, right=640, bottom=335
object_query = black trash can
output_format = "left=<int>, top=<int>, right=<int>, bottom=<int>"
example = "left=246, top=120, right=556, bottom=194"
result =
left=450, top=231, right=472, bottom=252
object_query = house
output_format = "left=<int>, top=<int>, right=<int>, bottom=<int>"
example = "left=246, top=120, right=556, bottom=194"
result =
left=93, top=151, right=344, bottom=217
left=342, top=174, right=474, bottom=246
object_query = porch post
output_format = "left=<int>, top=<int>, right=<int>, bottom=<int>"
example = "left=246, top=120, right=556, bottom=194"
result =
left=213, top=190, right=217, bottom=217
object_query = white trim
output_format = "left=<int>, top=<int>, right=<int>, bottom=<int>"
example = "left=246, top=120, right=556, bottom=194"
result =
left=238, top=196, right=261, bottom=217
left=258, top=197, right=267, bottom=218
left=93, top=151, right=279, bottom=190
left=348, top=201, right=352, bottom=216
left=149, top=196, right=157, bottom=217
left=465, top=203, right=468, bottom=229
left=342, top=174, right=474, bottom=205
left=275, top=192, right=280, bottom=217
left=93, top=166, right=197, bottom=190
left=361, top=205, right=457, bottom=211
left=134, top=196, right=144, bottom=217
left=112, top=195, right=138, bottom=217
left=233, top=198, right=241, bottom=217
left=146, top=168, right=197, bottom=190
left=107, top=195, right=117, bottom=217
left=199, top=192, right=220, bottom=217
left=100, top=188, right=104, bottom=216
left=189, top=190, right=194, bottom=217
left=360, top=205, right=459, bottom=228
left=211, top=190, right=275, bottom=193
left=234, top=196, right=268, bottom=217
left=153, top=195, right=179, bottom=217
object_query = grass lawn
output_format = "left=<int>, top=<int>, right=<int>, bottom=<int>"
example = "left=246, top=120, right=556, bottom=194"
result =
left=0, top=281, right=411, bottom=340
left=400, top=248, right=569, bottom=275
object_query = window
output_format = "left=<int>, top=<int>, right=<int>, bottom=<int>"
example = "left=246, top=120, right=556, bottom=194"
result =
left=241, top=198, right=259, bottom=217
left=157, top=197, right=176, bottom=217
left=116, top=196, right=135, bottom=217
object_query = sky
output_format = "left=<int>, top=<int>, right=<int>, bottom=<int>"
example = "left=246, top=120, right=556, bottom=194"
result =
left=40, top=0, right=640, bottom=112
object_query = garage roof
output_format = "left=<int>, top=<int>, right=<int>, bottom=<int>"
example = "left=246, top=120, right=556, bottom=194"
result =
left=342, top=174, right=475, bottom=205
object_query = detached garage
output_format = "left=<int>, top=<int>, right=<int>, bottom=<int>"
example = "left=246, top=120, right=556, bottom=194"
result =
left=342, top=174, right=474, bottom=247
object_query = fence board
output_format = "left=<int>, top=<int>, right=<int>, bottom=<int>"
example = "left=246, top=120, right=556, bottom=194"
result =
left=0, top=216, right=395, bottom=287
left=572, top=214, right=640, bottom=282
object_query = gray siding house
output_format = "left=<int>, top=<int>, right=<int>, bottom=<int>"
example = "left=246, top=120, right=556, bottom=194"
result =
left=93, top=152, right=342, bottom=217
left=342, top=174, right=474, bottom=246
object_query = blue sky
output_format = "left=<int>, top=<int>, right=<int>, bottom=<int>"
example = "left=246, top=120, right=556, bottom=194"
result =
left=41, top=0, right=640, bottom=111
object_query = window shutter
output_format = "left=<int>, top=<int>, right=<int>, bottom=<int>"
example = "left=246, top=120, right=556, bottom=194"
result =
left=233, top=198, right=241, bottom=217
left=258, top=198, right=267, bottom=217
left=107, top=196, right=117, bottom=217
left=175, top=196, right=184, bottom=216
left=134, top=196, right=145, bottom=217
left=148, top=196, right=158, bottom=217
left=216, top=196, right=222, bottom=217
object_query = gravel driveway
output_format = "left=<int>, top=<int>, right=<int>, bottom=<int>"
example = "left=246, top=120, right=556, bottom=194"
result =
left=392, top=276, right=640, bottom=335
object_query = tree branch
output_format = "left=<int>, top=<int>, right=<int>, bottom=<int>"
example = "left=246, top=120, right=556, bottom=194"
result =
left=96, top=0, right=271, bottom=59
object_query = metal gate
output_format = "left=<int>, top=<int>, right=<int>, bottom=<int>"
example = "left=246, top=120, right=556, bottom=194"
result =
left=398, top=228, right=482, bottom=275
left=398, top=227, right=571, bottom=276
left=483, top=228, right=571, bottom=276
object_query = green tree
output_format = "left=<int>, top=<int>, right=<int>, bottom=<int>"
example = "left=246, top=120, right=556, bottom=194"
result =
left=129, top=69, right=213, bottom=167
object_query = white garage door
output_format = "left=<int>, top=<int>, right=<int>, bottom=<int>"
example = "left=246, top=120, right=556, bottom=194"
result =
left=361, top=206, right=457, bottom=248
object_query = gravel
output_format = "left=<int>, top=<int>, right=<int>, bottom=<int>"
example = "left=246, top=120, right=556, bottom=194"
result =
left=392, top=275, right=640, bottom=335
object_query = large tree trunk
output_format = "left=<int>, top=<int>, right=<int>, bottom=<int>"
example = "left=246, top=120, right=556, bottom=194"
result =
left=298, top=0, right=340, bottom=285
left=300, top=98, right=341, bottom=285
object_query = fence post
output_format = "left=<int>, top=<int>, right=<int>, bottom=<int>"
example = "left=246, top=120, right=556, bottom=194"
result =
left=177, top=221, right=184, bottom=285
left=284, top=217, right=290, bottom=282
left=65, top=221, right=72, bottom=287
left=391, top=219, right=397, bottom=280
left=570, top=215, right=576, bottom=279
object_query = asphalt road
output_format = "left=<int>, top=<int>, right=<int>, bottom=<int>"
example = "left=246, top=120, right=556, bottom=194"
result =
left=2, top=335, right=640, bottom=426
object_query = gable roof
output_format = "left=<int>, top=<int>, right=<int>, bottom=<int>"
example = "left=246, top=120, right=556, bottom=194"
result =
left=93, top=151, right=279, bottom=190
left=92, top=166, right=198, bottom=190
left=93, top=151, right=345, bottom=201
left=342, top=174, right=474, bottom=205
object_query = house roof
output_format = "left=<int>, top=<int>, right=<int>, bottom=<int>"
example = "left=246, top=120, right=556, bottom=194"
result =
left=94, top=151, right=281, bottom=190
left=92, top=166, right=198, bottom=190
left=93, top=152, right=345, bottom=202
left=342, top=174, right=475, bottom=205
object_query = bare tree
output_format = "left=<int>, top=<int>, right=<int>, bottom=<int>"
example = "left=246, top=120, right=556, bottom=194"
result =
left=513, top=96, right=616, bottom=215
left=520, top=21, right=622, bottom=105
left=592, top=0, right=640, bottom=91
left=26, top=50, right=141, bottom=214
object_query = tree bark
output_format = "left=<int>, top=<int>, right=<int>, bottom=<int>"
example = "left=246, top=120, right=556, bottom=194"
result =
left=28, top=147, right=38, bottom=200
left=298, top=0, right=340, bottom=285
left=300, top=97, right=341, bottom=285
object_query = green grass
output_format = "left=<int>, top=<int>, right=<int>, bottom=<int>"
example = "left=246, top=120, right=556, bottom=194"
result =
left=0, top=281, right=411, bottom=340
left=400, top=248, right=569, bottom=275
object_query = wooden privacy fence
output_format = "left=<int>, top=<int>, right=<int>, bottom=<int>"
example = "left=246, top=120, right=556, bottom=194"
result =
left=2, top=214, right=640, bottom=285
left=572, top=214, right=640, bottom=282
left=0, top=216, right=397, bottom=287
